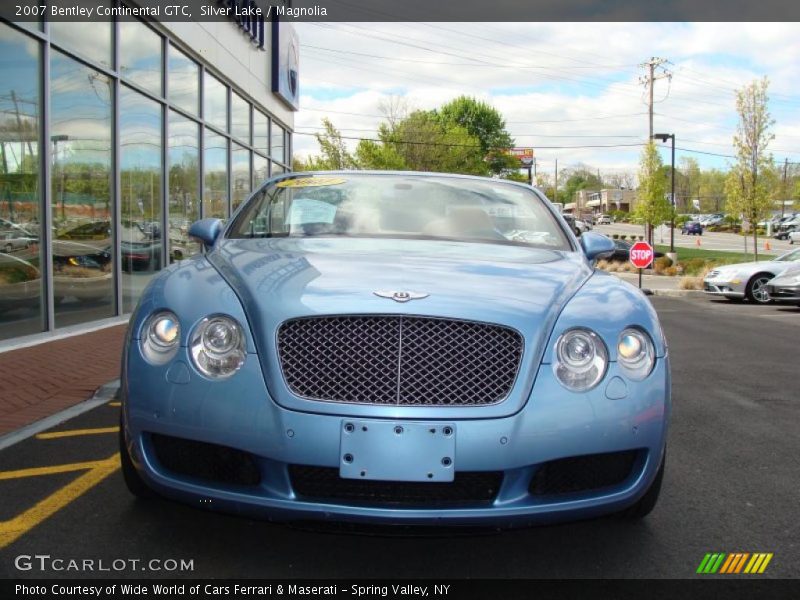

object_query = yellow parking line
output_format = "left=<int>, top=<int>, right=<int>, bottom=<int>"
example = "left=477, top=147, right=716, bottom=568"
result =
left=0, top=453, right=120, bottom=550
left=0, top=459, right=111, bottom=481
left=36, top=426, right=119, bottom=440
left=108, top=402, right=121, bottom=407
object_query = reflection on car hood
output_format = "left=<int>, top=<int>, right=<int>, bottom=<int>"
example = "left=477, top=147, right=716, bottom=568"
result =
left=209, top=236, right=591, bottom=367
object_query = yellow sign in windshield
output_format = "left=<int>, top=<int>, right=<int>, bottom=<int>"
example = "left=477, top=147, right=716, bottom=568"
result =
left=276, top=177, right=346, bottom=188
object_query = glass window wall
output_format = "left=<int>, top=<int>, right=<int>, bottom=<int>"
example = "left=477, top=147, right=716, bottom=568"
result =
left=203, top=129, right=228, bottom=219
left=168, top=111, right=200, bottom=262
left=168, top=45, right=198, bottom=116
left=120, top=86, right=162, bottom=313
left=119, top=20, right=162, bottom=96
left=0, top=24, right=43, bottom=340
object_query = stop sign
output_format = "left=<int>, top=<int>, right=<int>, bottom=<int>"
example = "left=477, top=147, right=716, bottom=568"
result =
left=629, top=241, right=654, bottom=269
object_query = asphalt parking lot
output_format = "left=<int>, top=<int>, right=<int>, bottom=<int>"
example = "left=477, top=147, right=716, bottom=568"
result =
left=0, top=295, right=798, bottom=579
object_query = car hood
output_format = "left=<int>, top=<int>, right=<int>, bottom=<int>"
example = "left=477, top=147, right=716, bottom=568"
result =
left=209, top=237, right=591, bottom=399
left=710, top=260, right=787, bottom=275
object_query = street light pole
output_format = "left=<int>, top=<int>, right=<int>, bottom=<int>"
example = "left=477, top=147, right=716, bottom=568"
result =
left=653, top=133, right=676, bottom=254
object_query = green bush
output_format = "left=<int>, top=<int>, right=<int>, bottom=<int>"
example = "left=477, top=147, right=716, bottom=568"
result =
left=654, top=256, right=673, bottom=270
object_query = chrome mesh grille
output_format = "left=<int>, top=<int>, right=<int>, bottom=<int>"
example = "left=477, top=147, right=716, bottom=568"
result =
left=277, top=316, right=523, bottom=406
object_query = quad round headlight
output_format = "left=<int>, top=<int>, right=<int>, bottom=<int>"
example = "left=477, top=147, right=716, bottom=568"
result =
left=189, top=315, right=246, bottom=379
left=553, top=328, right=608, bottom=392
left=140, top=311, right=180, bottom=365
left=617, top=328, right=655, bottom=381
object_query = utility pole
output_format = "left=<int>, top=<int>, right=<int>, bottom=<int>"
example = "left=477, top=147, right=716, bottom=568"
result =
left=639, top=58, right=671, bottom=138
left=554, top=158, right=558, bottom=205
left=782, top=158, right=788, bottom=218
left=639, top=58, right=671, bottom=244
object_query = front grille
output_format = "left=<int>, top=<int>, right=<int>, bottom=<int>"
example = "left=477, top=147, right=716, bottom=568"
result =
left=289, top=466, right=502, bottom=507
left=150, top=433, right=261, bottom=486
left=277, top=316, right=523, bottom=406
left=529, top=450, right=640, bottom=496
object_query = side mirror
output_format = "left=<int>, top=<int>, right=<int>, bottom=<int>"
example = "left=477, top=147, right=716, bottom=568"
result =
left=188, top=218, right=223, bottom=249
left=580, top=231, right=615, bottom=262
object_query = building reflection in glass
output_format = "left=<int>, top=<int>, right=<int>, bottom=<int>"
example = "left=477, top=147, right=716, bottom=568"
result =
left=120, top=86, right=163, bottom=313
left=0, top=24, right=43, bottom=339
left=50, top=50, right=114, bottom=327
left=168, top=111, right=200, bottom=262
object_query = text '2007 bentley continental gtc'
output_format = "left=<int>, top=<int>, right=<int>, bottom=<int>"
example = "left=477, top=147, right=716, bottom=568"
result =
left=120, top=171, right=670, bottom=527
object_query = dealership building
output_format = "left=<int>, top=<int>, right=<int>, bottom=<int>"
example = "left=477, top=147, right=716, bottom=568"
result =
left=0, top=12, right=297, bottom=344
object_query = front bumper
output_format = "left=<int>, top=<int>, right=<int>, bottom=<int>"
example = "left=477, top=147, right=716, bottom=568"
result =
left=122, top=349, right=670, bottom=527
left=765, top=282, right=800, bottom=302
left=703, top=276, right=745, bottom=298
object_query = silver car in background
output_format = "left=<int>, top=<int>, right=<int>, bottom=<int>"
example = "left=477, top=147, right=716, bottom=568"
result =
left=765, top=267, right=800, bottom=304
left=703, top=249, right=800, bottom=304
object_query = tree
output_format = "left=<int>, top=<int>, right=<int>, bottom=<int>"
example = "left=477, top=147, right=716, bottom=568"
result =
left=676, top=157, right=700, bottom=212
left=724, top=78, right=776, bottom=260
left=634, top=141, right=672, bottom=245
left=435, top=96, right=513, bottom=174
left=296, top=119, right=355, bottom=171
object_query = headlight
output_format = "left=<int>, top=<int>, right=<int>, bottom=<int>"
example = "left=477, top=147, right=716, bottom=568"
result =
left=617, top=328, right=655, bottom=381
left=140, top=311, right=180, bottom=365
left=189, top=315, right=246, bottom=379
left=553, top=328, right=608, bottom=392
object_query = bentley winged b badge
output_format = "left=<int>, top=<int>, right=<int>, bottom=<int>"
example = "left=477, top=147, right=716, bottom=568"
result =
left=373, top=290, right=430, bottom=303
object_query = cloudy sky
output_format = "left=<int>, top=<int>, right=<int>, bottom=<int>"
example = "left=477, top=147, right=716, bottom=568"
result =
left=293, top=22, right=800, bottom=177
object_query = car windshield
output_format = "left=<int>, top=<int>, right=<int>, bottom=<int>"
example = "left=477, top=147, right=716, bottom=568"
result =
left=775, top=248, right=800, bottom=262
left=228, top=173, right=571, bottom=250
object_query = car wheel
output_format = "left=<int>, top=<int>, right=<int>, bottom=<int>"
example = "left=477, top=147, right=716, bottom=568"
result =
left=745, top=274, right=773, bottom=304
left=119, top=416, right=157, bottom=499
left=4, top=243, right=12, bottom=253
left=620, top=451, right=665, bottom=519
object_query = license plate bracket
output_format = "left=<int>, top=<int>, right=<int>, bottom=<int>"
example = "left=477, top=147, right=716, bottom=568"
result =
left=339, top=420, right=456, bottom=482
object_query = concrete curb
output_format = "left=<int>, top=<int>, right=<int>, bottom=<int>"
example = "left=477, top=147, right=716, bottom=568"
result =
left=0, top=379, right=120, bottom=451
left=647, top=289, right=706, bottom=298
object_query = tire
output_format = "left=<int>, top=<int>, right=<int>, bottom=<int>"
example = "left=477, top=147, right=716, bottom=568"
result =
left=621, top=451, right=665, bottom=519
left=119, top=415, right=157, bottom=499
left=4, top=243, right=12, bottom=253
left=745, top=273, right=773, bottom=304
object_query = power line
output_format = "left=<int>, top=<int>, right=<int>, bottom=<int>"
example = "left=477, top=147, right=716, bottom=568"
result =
left=293, top=130, right=645, bottom=150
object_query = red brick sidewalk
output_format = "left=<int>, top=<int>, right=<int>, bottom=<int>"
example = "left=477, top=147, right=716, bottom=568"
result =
left=0, top=325, right=127, bottom=436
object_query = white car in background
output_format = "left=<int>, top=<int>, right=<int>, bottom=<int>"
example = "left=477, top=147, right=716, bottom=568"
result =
left=703, top=248, right=800, bottom=304
left=597, top=214, right=612, bottom=225
left=789, top=230, right=800, bottom=245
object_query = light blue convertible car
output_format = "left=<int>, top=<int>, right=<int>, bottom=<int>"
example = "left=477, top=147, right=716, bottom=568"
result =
left=120, top=172, right=670, bottom=526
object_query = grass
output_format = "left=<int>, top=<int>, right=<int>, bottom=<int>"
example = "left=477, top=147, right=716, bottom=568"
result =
left=654, top=245, right=776, bottom=263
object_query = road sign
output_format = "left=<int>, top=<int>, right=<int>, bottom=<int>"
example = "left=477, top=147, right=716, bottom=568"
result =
left=629, top=241, right=654, bottom=269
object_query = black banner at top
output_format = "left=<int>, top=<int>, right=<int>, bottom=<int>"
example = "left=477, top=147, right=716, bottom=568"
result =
left=4, top=0, right=800, bottom=23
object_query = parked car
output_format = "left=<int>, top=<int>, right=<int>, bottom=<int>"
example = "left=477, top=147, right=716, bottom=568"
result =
left=0, top=222, right=36, bottom=253
left=607, top=239, right=665, bottom=263
left=703, top=248, right=800, bottom=303
left=597, top=214, right=612, bottom=225
left=699, top=214, right=725, bottom=227
left=765, top=267, right=800, bottom=304
left=561, top=213, right=582, bottom=236
left=773, top=216, right=800, bottom=240
left=575, top=219, right=591, bottom=234
left=789, top=230, right=800, bottom=245
left=121, top=240, right=162, bottom=272
left=120, top=171, right=670, bottom=526
left=681, top=221, right=703, bottom=235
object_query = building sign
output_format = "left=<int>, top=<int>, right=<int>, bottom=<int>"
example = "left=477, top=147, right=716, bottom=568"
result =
left=508, top=148, right=535, bottom=167
left=272, top=19, right=300, bottom=110
left=220, top=0, right=265, bottom=49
